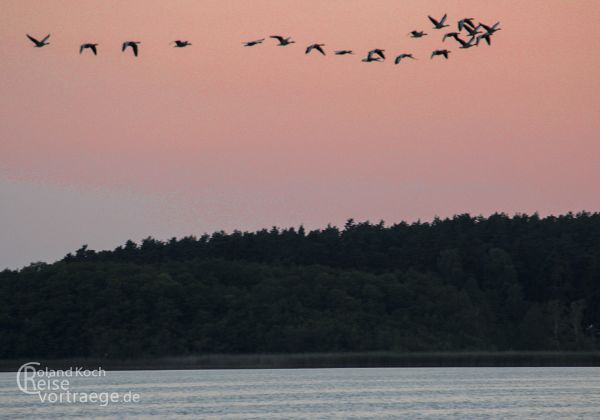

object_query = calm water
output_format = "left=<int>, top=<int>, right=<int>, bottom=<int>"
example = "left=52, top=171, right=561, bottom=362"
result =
left=1, top=367, right=599, bottom=419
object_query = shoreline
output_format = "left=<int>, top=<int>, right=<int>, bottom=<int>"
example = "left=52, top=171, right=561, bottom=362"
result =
left=2, top=351, right=600, bottom=372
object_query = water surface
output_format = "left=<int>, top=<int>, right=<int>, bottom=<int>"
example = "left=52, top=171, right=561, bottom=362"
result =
left=1, top=367, right=599, bottom=418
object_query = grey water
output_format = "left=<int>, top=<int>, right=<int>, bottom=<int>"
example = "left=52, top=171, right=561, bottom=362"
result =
left=1, top=367, right=600, bottom=419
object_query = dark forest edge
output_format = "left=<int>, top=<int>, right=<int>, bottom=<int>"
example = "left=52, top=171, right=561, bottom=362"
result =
left=1, top=212, right=600, bottom=361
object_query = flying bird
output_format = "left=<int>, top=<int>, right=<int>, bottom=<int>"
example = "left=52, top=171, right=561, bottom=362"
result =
left=464, top=24, right=482, bottom=37
left=79, top=43, right=98, bottom=55
left=122, top=41, right=140, bottom=56
left=409, top=30, right=427, bottom=38
left=455, top=36, right=477, bottom=49
left=458, top=18, right=476, bottom=31
left=394, top=54, right=415, bottom=64
left=443, top=32, right=460, bottom=42
left=334, top=50, right=354, bottom=55
left=26, top=34, right=50, bottom=48
left=243, top=39, right=265, bottom=47
left=476, top=33, right=493, bottom=46
left=362, top=51, right=382, bottom=63
left=270, top=36, right=295, bottom=46
left=428, top=14, right=449, bottom=29
left=368, top=49, right=385, bottom=60
left=306, top=43, right=326, bottom=55
left=172, top=40, right=191, bottom=48
left=431, top=49, right=451, bottom=59
left=480, top=22, right=501, bottom=35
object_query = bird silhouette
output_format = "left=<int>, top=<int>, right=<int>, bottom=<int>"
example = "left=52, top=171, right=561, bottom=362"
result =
left=172, top=40, right=191, bottom=48
left=458, top=18, right=476, bottom=31
left=79, top=43, right=98, bottom=55
left=443, top=32, right=460, bottom=42
left=306, top=43, right=326, bottom=55
left=243, top=39, right=265, bottom=47
left=431, top=49, right=451, bottom=59
left=480, top=22, right=501, bottom=35
left=463, top=25, right=482, bottom=38
left=394, top=54, right=416, bottom=64
left=122, top=41, right=140, bottom=56
left=27, top=34, right=50, bottom=48
left=455, top=36, right=477, bottom=49
left=476, top=33, right=493, bottom=46
left=409, top=30, right=427, bottom=38
left=270, top=36, right=295, bottom=46
left=362, top=51, right=382, bottom=63
left=334, top=50, right=354, bottom=55
left=368, top=49, right=385, bottom=60
left=428, top=14, right=449, bottom=29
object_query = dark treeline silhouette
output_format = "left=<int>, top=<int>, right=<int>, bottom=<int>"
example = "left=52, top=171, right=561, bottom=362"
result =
left=1, top=212, right=599, bottom=359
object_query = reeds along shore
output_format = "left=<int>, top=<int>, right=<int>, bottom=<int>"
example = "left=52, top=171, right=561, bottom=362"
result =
left=3, top=352, right=600, bottom=372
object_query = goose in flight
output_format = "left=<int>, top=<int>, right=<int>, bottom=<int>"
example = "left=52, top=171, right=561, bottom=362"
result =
left=362, top=51, right=382, bottom=63
left=480, top=22, right=501, bottom=35
left=26, top=34, right=50, bottom=48
left=443, top=32, right=460, bottom=42
left=464, top=24, right=482, bottom=38
left=172, top=40, right=191, bottom=48
left=455, top=36, right=477, bottom=49
left=271, top=36, right=295, bottom=46
left=306, top=43, right=326, bottom=55
left=476, top=33, right=493, bottom=46
left=458, top=18, right=476, bottom=31
left=428, top=14, right=449, bottom=29
left=368, top=49, right=385, bottom=60
left=362, top=56, right=382, bottom=63
left=243, top=39, right=265, bottom=47
left=431, top=49, right=450, bottom=59
left=334, top=50, right=354, bottom=55
left=122, top=41, right=140, bottom=56
left=394, top=54, right=415, bottom=64
left=79, top=43, right=98, bottom=55
left=409, top=30, right=427, bottom=38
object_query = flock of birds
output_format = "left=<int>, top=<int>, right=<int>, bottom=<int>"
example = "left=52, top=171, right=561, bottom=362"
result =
left=26, top=14, right=501, bottom=64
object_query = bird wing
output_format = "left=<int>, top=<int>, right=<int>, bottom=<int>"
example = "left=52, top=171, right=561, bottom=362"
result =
left=80, top=45, right=84, bottom=54
left=91, top=45, right=97, bottom=55
left=305, top=46, right=312, bottom=54
left=316, top=45, right=325, bottom=55
left=132, top=43, right=138, bottom=56
left=122, top=42, right=127, bottom=52
left=456, top=37, right=467, bottom=47
left=394, top=56, right=401, bottom=64
left=442, top=51, right=448, bottom=58
left=484, top=35, right=491, bottom=45
left=431, top=51, right=435, bottom=59
left=440, top=14, right=447, bottom=25
left=458, top=20, right=464, bottom=31
left=270, top=36, right=285, bottom=43
left=41, top=34, right=50, bottom=43
left=26, top=34, right=40, bottom=44
left=480, top=23, right=492, bottom=32
left=428, top=16, right=439, bottom=26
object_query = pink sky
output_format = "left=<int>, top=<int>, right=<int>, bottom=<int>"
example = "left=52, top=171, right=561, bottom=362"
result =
left=1, top=1, right=599, bottom=268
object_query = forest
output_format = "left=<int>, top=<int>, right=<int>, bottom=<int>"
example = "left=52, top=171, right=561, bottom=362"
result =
left=0, top=212, right=599, bottom=359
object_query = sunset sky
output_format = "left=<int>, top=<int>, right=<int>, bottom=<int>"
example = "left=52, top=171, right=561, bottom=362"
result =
left=1, top=1, right=599, bottom=269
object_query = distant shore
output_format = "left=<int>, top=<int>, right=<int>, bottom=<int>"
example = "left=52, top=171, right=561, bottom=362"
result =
left=2, top=351, right=600, bottom=372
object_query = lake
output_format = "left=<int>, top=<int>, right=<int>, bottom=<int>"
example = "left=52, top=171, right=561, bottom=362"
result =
left=1, top=367, right=599, bottom=418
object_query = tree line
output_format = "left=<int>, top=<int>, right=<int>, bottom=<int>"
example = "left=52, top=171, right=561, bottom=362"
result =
left=1, top=212, right=598, bottom=359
